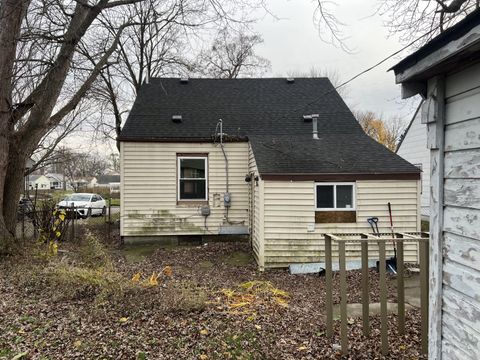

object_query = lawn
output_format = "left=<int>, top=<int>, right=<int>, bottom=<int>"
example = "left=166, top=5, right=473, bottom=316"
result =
left=0, top=239, right=425, bottom=359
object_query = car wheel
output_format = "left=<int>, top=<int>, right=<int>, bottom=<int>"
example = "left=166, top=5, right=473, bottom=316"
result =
left=86, top=208, right=92, bottom=218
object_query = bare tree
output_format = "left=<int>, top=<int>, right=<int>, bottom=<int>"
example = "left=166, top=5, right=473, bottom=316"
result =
left=355, top=110, right=406, bottom=151
left=0, top=0, right=267, bottom=251
left=286, top=66, right=349, bottom=98
left=311, top=1, right=479, bottom=50
left=196, top=27, right=270, bottom=78
left=378, top=0, right=479, bottom=44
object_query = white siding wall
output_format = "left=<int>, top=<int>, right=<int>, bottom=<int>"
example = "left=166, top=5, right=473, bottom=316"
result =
left=440, top=61, right=480, bottom=359
left=262, top=179, right=420, bottom=268
left=397, top=106, right=431, bottom=217
left=120, top=142, right=250, bottom=237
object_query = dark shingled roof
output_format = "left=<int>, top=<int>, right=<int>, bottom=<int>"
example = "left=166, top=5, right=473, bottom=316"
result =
left=120, top=78, right=420, bottom=177
left=96, top=175, right=120, bottom=184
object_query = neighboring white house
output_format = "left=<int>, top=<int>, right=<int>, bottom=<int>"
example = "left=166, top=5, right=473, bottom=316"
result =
left=46, top=173, right=66, bottom=190
left=391, top=9, right=480, bottom=360
left=119, top=77, right=421, bottom=269
left=396, top=101, right=430, bottom=219
left=26, top=174, right=50, bottom=190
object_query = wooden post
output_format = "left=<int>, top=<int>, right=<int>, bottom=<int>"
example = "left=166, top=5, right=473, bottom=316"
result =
left=396, top=235, right=405, bottom=335
left=420, top=239, right=429, bottom=355
left=378, top=241, right=388, bottom=356
left=325, top=234, right=333, bottom=338
left=108, top=199, right=111, bottom=242
left=339, top=241, right=348, bottom=355
left=361, top=235, right=369, bottom=337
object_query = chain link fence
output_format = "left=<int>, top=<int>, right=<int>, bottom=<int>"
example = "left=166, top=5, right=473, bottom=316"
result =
left=7, top=200, right=120, bottom=245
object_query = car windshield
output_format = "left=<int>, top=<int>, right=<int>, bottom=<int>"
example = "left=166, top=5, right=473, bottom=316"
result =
left=64, top=194, right=91, bottom=202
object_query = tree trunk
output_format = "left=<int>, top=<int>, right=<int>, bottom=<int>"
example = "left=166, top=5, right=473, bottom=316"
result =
left=0, top=0, right=30, bottom=252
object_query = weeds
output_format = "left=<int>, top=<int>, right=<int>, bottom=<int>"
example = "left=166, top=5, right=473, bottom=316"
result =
left=212, top=280, right=290, bottom=315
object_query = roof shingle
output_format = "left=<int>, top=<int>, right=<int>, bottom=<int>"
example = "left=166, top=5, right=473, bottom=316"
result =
left=120, top=78, right=420, bottom=176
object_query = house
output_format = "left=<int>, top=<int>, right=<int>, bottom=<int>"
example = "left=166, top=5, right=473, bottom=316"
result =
left=95, top=174, right=120, bottom=193
left=391, top=9, right=480, bottom=360
left=46, top=173, right=66, bottom=190
left=118, top=77, right=421, bottom=269
left=396, top=101, right=430, bottom=219
left=26, top=174, right=50, bottom=190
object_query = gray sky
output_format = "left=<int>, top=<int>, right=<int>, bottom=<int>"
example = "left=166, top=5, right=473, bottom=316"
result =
left=253, top=0, right=421, bottom=122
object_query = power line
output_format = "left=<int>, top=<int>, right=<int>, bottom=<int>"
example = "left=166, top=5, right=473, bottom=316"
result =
left=291, top=27, right=437, bottom=114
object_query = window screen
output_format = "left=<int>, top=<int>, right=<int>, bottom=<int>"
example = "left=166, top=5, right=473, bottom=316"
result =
left=178, top=157, right=207, bottom=200
left=336, top=185, right=353, bottom=208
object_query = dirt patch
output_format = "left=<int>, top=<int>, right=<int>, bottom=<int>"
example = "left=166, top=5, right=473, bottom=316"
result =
left=0, top=241, right=426, bottom=359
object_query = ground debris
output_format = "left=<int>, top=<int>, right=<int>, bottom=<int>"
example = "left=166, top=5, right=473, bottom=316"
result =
left=0, top=242, right=426, bottom=359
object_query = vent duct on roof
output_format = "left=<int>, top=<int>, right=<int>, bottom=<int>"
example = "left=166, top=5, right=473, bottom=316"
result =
left=303, top=115, right=312, bottom=122
left=172, top=115, right=182, bottom=123
left=286, top=78, right=295, bottom=83
left=180, top=77, right=189, bottom=84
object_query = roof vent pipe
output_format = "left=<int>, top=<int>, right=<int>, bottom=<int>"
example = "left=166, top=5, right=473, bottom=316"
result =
left=180, top=77, right=189, bottom=83
left=286, top=78, right=295, bottom=83
left=311, top=114, right=319, bottom=139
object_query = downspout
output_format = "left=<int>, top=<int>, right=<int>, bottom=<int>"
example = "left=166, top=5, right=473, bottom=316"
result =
left=218, top=119, right=230, bottom=222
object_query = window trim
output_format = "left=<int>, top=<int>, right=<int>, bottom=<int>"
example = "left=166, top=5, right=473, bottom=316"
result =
left=315, top=182, right=356, bottom=211
left=177, top=155, right=208, bottom=202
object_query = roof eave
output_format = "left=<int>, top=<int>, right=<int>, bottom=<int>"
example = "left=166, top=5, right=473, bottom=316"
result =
left=117, top=136, right=249, bottom=143
left=260, top=172, right=421, bottom=181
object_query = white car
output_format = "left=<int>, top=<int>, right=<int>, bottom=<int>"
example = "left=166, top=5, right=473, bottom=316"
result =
left=57, top=193, right=107, bottom=218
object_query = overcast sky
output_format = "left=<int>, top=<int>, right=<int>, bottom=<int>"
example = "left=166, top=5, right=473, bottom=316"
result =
left=253, top=0, right=421, bottom=122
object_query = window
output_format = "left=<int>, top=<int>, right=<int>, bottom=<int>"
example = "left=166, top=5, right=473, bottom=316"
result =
left=315, top=183, right=355, bottom=210
left=178, top=156, right=208, bottom=201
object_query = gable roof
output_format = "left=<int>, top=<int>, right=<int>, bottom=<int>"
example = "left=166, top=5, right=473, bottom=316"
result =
left=96, top=174, right=120, bottom=184
left=46, top=173, right=65, bottom=182
left=390, top=9, right=480, bottom=83
left=120, top=78, right=420, bottom=178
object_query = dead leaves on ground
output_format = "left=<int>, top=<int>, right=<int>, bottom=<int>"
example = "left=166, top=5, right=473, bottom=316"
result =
left=131, top=266, right=173, bottom=287
left=211, top=280, right=290, bottom=315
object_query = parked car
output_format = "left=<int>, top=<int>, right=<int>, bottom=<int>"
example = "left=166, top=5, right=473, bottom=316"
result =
left=57, top=193, right=106, bottom=219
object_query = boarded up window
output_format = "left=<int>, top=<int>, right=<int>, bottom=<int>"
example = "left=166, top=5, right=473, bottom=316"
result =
left=315, top=211, right=357, bottom=223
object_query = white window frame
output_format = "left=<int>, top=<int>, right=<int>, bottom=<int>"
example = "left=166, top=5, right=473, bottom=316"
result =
left=177, top=156, right=208, bottom=201
left=315, top=182, right=356, bottom=211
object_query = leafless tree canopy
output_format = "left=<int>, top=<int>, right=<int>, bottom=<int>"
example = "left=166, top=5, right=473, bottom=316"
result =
left=377, top=0, right=479, bottom=44
left=196, top=27, right=270, bottom=79
left=0, top=0, right=268, bottom=250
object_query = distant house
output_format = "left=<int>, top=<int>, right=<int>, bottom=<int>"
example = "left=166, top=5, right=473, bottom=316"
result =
left=391, top=9, right=480, bottom=359
left=46, top=173, right=66, bottom=190
left=396, top=101, right=430, bottom=219
left=26, top=175, right=50, bottom=190
left=119, top=77, right=421, bottom=269
left=95, top=175, right=120, bottom=193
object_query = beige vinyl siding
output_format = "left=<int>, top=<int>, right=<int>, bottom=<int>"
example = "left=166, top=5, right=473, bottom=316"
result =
left=262, top=179, right=420, bottom=268
left=121, top=141, right=249, bottom=236
left=440, top=62, right=480, bottom=360
left=248, top=144, right=264, bottom=269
